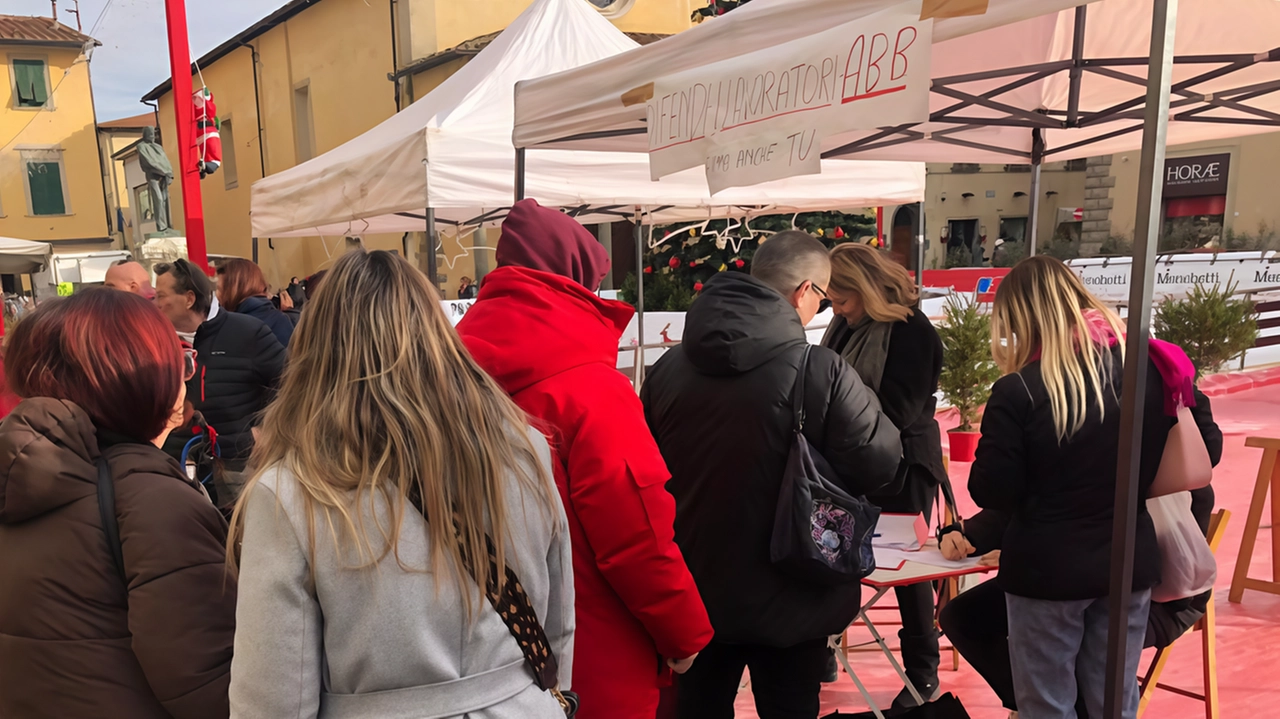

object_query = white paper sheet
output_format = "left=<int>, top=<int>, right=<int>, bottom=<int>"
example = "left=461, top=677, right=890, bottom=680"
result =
left=875, top=545, right=982, bottom=571
left=871, top=513, right=926, bottom=550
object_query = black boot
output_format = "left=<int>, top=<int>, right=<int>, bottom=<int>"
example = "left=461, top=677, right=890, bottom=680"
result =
left=822, top=647, right=840, bottom=683
left=891, top=628, right=941, bottom=709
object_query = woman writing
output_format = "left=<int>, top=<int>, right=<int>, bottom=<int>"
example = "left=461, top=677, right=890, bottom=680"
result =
left=968, top=256, right=1184, bottom=719
left=227, top=249, right=574, bottom=719
left=0, top=289, right=235, bottom=718
left=820, top=243, right=947, bottom=707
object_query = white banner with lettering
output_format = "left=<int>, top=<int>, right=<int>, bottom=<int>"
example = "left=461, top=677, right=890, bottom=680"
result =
left=645, top=0, right=932, bottom=194
left=1068, top=251, right=1280, bottom=303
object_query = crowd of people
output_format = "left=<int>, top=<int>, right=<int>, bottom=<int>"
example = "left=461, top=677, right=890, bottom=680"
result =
left=0, top=200, right=1219, bottom=719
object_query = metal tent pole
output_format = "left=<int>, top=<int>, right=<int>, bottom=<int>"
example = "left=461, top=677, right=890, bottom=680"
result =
left=514, top=148, right=526, bottom=202
left=634, top=214, right=645, bottom=388
left=1103, top=1, right=1176, bottom=717
left=424, top=207, right=439, bottom=294
left=1027, top=128, right=1045, bottom=256
left=916, top=202, right=925, bottom=298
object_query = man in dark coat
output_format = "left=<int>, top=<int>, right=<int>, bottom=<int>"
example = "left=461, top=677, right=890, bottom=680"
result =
left=642, top=230, right=903, bottom=719
left=154, top=259, right=285, bottom=508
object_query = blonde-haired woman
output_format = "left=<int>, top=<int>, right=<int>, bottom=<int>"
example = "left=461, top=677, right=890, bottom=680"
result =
left=227, top=249, right=574, bottom=719
left=969, top=255, right=1170, bottom=719
left=820, top=242, right=946, bottom=707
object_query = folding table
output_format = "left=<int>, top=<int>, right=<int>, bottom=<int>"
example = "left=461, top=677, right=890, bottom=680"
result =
left=830, top=560, right=995, bottom=719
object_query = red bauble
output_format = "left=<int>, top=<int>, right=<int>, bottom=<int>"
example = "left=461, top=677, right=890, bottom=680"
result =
left=669, top=257, right=681, bottom=269
left=689, top=260, right=698, bottom=268
left=834, top=226, right=845, bottom=239
left=694, top=281, right=704, bottom=292
left=643, top=266, right=653, bottom=274
left=734, top=259, right=746, bottom=268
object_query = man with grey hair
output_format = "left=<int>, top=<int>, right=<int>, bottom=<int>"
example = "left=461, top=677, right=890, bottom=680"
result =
left=642, top=230, right=903, bottom=718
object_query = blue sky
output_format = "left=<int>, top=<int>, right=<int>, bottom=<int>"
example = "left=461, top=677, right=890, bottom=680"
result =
left=10, top=0, right=268, bottom=120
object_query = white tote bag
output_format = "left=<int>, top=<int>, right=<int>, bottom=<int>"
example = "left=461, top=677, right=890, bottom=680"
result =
left=1147, top=491, right=1217, bottom=602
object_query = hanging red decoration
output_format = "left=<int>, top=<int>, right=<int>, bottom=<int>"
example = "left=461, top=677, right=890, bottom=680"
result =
left=694, top=281, right=704, bottom=292
left=834, top=226, right=845, bottom=239
left=669, top=257, right=681, bottom=269
left=689, top=260, right=698, bottom=268
left=734, top=259, right=746, bottom=268
left=643, top=266, right=654, bottom=274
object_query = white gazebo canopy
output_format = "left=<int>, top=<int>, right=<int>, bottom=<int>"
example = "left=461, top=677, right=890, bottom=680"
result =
left=514, top=0, right=1280, bottom=163
left=250, top=0, right=925, bottom=240
left=0, top=237, right=53, bottom=275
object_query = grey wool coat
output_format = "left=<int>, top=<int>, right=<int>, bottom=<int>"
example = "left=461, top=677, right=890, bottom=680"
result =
left=228, top=429, right=574, bottom=719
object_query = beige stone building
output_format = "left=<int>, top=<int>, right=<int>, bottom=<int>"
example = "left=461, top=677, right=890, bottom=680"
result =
left=885, top=129, right=1280, bottom=269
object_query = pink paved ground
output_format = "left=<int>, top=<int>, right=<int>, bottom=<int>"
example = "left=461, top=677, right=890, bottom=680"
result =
left=736, top=384, right=1280, bottom=718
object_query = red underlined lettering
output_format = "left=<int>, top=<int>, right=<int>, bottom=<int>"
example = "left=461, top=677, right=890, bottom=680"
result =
left=722, top=104, right=832, bottom=132
left=652, top=135, right=706, bottom=152
left=842, top=85, right=907, bottom=104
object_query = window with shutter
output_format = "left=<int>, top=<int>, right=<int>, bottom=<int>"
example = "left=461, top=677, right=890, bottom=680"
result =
left=26, top=161, right=67, bottom=215
left=13, top=59, right=50, bottom=108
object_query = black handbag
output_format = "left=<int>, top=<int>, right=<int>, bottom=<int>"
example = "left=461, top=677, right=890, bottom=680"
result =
left=769, top=345, right=881, bottom=587
left=405, top=490, right=577, bottom=717
left=822, top=692, right=971, bottom=718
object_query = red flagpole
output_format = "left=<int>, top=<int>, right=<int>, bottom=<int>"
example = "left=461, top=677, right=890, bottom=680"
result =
left=163, top=0, right=209, bottom=273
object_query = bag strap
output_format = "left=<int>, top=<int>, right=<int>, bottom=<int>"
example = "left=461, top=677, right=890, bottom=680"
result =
left=792, top=345, right=813, bottom=432
left=96, top=458, right=127, bottom=587
left=403, top=490, right=562, bottom=693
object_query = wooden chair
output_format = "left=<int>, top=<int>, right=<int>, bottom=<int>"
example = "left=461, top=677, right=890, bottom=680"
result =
left=1229, top=437, right=1280, bottom=603
left=1137, top=509, right=1232, bottom=719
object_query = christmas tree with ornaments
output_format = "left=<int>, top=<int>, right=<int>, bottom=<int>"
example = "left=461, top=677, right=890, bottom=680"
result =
left=620, top=211, right=878, bottom=312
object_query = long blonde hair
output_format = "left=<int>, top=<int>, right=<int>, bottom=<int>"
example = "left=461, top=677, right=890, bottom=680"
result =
left=991, top=256, right=1126, bottom=442
left=228, top=249, right=556, bottom=615
left=828, top=243, right=919, bottom=323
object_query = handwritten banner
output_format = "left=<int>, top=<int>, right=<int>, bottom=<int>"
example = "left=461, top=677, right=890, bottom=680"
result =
left=644, top=0, right=932, bottom=193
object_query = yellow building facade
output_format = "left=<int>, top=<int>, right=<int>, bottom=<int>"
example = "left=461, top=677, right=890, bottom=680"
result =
left=0, top=16, right=110, bottom=252
left=145, top=0, right=697, bottom=291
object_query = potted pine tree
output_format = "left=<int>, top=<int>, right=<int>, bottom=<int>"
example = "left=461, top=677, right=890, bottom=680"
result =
left=937, top=295, right=1001, bottom=462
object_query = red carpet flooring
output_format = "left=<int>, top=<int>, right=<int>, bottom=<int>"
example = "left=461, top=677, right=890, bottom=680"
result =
left=736, top=383, right=1280, bottom=718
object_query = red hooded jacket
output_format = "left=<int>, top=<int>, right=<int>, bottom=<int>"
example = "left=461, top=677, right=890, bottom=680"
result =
left=458, top=266, right=712, bottom=719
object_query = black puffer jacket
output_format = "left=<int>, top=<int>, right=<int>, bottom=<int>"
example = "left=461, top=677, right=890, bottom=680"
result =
left=166, top=309, right=285, bottom=472
left=641, top=273, right=902, bottom=648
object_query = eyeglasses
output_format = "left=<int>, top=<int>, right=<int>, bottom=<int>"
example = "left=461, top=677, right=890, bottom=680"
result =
left=183, top=347, right=198, bottom=381
left=799, top=281, right=832, bottom=313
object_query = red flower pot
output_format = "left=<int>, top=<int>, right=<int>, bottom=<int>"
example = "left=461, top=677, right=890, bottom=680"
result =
left=948, top=430, right=980, bottom=463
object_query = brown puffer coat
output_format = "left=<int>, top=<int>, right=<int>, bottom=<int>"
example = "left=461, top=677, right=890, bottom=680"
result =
left=0, top=398, right=235, bottom=718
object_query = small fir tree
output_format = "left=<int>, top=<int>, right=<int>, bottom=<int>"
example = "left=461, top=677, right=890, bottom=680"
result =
left=1154, top=283, right=1259, bottom=380
left=937, top=296, right=1001, bottom=432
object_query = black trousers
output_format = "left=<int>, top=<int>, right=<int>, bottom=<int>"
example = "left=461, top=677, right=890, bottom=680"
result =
left=677, top=638, right=831, bottom=719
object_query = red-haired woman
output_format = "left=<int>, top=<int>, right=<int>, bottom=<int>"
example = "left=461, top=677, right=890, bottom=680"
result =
left=216, top=258, right=294, bottom=348
left=0, top=288, right=235, bottom=719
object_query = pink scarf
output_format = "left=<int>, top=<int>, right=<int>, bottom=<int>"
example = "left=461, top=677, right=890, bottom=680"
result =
left=1031, top=310, right=1196, bottom=417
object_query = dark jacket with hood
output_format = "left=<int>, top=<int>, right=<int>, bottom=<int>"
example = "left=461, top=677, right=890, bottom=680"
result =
left=0, top=399, right=235, bottom=718
left=641, top=272, right=903, bottom=648
left=235, top=295, right=294, bottom=349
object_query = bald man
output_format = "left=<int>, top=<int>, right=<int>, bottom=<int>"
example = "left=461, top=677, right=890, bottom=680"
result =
left=103, top=260, right=156, bottom=300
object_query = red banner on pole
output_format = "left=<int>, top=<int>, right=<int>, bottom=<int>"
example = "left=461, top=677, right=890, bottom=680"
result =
left=163, top=0, right=209, bottom=274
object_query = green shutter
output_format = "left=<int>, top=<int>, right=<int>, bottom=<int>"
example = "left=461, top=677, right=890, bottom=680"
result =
left=27, top=162, right=66, bottom=215
left=14, top=60, right=49, bottom=107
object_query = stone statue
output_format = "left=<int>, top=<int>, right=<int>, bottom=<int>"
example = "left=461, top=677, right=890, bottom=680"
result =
left=137, top=127, right=174, bottom=233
